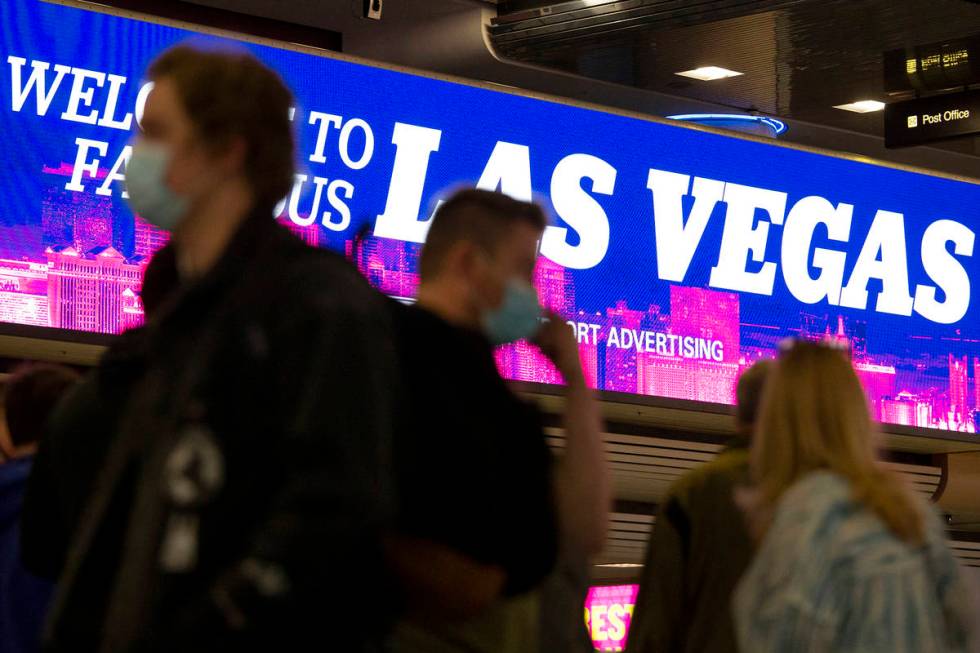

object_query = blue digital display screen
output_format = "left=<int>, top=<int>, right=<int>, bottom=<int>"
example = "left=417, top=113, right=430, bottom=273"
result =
left=2, top=0, right=979, bottom=432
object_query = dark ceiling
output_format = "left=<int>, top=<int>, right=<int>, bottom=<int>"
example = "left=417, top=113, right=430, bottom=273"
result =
left=490, top=0, right=980, bottom=155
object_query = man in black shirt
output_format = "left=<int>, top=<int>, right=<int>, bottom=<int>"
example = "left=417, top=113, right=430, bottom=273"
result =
left=38, top=47, right=396, bottom=653
left=389, top=189, right=609, bottom=652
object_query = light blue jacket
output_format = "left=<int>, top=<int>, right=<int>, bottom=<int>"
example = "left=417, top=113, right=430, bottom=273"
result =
left=734, top=470, right=976, bottom=653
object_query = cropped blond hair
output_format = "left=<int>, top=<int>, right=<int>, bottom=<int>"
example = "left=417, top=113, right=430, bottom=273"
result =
left=749, top=340, right=924, bottom=544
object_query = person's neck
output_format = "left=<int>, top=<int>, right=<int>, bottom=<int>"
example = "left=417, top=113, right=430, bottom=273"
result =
left=172, top=179, right=255, bottom=280
left=416, top=283, right=481, bottom=330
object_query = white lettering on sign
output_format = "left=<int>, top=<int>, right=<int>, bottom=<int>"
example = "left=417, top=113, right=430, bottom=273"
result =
left=647, top=170, right=723, bottom=282
left=541, top=153, right=617, bottom=270
left=648, top=171, right=975, bottom=324
left=921, top=109, right=971, bottom=126
left=839, top=210, right=914, bottom=316
left=373, top=122, right=443, bottom=243
left=781, top=196, right=852, bottom=305
left=4, top=54, right=975, bottom=327
left=914, top=220, right=976, bottom=324
left=708, top=183, right=787, bottom=295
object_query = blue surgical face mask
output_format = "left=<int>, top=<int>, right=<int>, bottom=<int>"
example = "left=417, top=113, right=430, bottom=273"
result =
left=125, top=141, right=189, bottom=231
left=483, top=278, right=542, bottom=345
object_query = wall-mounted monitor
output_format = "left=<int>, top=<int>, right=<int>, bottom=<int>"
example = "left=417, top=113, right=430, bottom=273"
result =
left=2, top=0, right=979, bottom=433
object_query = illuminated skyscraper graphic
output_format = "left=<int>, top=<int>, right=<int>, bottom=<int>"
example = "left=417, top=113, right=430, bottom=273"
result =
left=133, top=216, right=170, bottom=259
left=850, top=320, right=868, bottom=359
left=279, top=217, right=321, bottom=248
left=535, top=256, right=574, bottom=315
left=73, top=209, right=114, bottom=255
left=931, top=389, right=951, bottom=430
left=799, top=312, right=824, bottom=338
left=670, top=286, right=740, bottom=363
left=949, top=354, right=969, bottom=428
left=578, top=335, right=599, bottom=389
left=830, top=315, right=851, bottom=354
left=121, top=287, right=144, bottom=332
left=350, top=236, right=420, bottom=300
left=881, top=394, right=917, bottom=427
left=495, top=340, right=562, bottom=386
left=974, top=357, right=980, bottom=417
left=634, top=286, right=741, bottom=403
left=0, top=259, right=49, bottom=326
left=47, top=245, right=144, bottom=334
left=854, top=362, right=897, bottom=420
left=604, top=300, right=645, bottom=394
left=637, top=354, right=694, bottom=400
left=41, top=163, right=118, bottom=252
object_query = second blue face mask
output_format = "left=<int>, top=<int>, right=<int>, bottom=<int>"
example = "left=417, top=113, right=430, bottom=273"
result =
left=483, top=279, right=543, bottom=345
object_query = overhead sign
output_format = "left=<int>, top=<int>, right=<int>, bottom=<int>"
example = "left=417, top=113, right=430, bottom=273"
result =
left=885, top=90, right=980, bottom=148
left=585, top=584, right=638, bottom=652
left=884, top=36, right=980, bottom=93
left=2, top=0, right=980, bottom=433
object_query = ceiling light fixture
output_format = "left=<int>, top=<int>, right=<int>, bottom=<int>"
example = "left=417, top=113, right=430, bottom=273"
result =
left=675, top=66, right=743, bottom=81
left=594, top=563, right=645, bottom=568
left=833, top=100, right=886, bottom=113
left=667, top=113, right=788, bottom=137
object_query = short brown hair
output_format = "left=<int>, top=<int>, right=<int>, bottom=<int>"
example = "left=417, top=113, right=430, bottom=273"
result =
left=420, top=189, right=547, bottom=280
left=149, top=45, right=295, bottom=211
left=3, top=364, right=81, bottom=448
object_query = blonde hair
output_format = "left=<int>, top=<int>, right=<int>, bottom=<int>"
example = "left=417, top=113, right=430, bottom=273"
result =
left=749, top=341, right=924, bottom=544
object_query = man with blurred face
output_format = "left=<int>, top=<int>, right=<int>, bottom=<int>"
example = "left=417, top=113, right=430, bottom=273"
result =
left=42, top=46, right=397, bottom=653
left=388, top=189, right=610, bottom=653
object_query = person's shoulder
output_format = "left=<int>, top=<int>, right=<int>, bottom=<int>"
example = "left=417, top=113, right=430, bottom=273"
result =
left=766, top=471, right=867, bottom=560
left=779, top=470, right=851, bottom=508
left=281, top=241, right=366, bottom=284
left=666, top=445, right=749, bottom=502
left=395, top=304, right=481, bottom=348
left=271, top=243, right=387, bottom=314
left=394, top=303, right=454, bottom=331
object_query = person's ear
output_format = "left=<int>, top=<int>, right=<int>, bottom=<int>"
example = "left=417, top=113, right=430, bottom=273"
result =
left=445, top=241, right=482, bottom=281
left=210, top=134, right=248, bottom=177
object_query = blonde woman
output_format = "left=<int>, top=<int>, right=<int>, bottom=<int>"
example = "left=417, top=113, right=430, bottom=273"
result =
left=734, top=340, right=976, bottom=653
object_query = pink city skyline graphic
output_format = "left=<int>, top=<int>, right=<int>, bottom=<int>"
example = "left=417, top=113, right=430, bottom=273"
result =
left=341, top=229, right=980, bottom=434
left=1, top=164, right=169, bottom=334
left=2, top=165, right=979, bottom=433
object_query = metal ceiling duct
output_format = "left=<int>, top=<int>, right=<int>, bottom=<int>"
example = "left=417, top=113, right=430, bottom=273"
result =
left=491, top=0, right=810, bottom=53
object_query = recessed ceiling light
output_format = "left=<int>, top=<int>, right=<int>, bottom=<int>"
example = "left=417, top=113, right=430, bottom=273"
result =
left=675, top=66, right=743, bottom=81
left=594, top=563, right=645, bottom=568
left=833, top=100, right=886, bottom=113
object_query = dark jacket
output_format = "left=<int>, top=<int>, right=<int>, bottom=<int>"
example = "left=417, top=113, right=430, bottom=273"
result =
left=0, top=456, right=53, bottom=653
left=22, top=327, right=154, bottom=582
left=42, top=214, right=398, bottom=653
left=628, top=442, right=753, bottom=653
